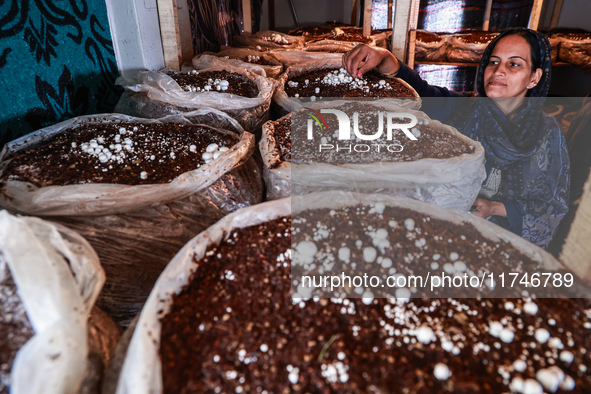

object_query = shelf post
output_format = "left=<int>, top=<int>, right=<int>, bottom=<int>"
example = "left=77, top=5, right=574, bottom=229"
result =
left=391, top=0, right=413, bottom=62
left=177, top=0, right=193, bottom=65
left=363, top=0, right=373, bottom=37
left=482, top=0, right=493, bottom=31
left=528, top=0, right=544, bottom=30
left=156, top=0, right=182, bottom=70
left=242, top=0, right=252, bottom=33
left=387, top=0, right=393, bottom=29
left=550, top=0, right=564, bottom=30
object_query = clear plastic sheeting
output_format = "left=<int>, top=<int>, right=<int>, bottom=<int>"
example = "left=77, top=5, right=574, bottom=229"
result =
left=259, top=114, right=291, bottom=200
left=557, top=34, right=591, bottom=73
left=188, top=0, right=243, bottom=53
left=417, top=0, right=487, bottom=33
left=416, top=64, right=477, bottom=93
left=113, top=198, right=290, bottom=394
left=190, top=52, right=269, bottom=77
left=232, top=30, right=305, bottom=50
left=0, top=211, right=104, bottom=394
left=114, top=55, right=275, bottom=133
left=268, top=50, right=344, bottom=69
left=203, top=47, right=284, bottom=78
left=0, top=112, right=263, bottom=326
left=370, top=0, right=390, bottom=29
left=414, top=30, right=450, bottom=62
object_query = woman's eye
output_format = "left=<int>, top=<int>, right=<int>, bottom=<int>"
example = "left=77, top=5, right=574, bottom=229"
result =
left=510, top=62, right=520, bottom=67
left=488, top=60, right=499, bottom=65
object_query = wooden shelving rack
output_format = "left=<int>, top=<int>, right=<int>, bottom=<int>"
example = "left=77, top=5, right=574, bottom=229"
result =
left=387, top=0, right=548, bottom=68
left=155, top=0, right=566, bottom=71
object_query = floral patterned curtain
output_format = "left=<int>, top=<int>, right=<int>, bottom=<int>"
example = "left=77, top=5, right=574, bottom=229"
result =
left=0, top=0, right=121, bottom=150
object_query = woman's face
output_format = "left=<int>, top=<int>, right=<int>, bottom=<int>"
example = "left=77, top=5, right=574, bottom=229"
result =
left=483, top=35, right=542, bottom=98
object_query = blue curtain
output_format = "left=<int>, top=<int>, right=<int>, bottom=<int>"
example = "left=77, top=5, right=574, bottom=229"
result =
left=0, top=0, right=121, bottom=150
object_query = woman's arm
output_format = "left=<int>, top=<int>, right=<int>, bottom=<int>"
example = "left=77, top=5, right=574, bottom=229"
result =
left=342, top=44, right=460, bottom=98
left=342, top=44, right=400, bottom=78
left=342, top=45, right=463, bottom=123
left=395, top=62, right=458, bottom=98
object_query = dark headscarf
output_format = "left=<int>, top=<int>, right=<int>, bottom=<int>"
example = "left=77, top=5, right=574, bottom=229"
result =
left=476, top=28, right=552, bottom=98
left=451, top=28, right=553, bottom=169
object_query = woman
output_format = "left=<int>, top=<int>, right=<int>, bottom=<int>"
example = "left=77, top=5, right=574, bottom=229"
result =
left=343, top=28, right=569, bottom=249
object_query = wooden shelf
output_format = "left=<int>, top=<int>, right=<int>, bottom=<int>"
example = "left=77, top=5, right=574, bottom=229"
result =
left=415, top=61, right=480, bottom=67
left=414, top=61, right=571, bottom=67
left=399, top=0, right=556, bottom=69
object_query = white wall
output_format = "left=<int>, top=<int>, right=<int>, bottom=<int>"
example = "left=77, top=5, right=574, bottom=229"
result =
left=557, top=0, right=591, bottom=29
left=541, top=0, right=591, bottom=30
left=105, top=0, right=165, bottom=78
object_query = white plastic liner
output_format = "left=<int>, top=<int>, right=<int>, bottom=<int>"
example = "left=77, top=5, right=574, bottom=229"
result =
left=114, top=190, right=574, bottom=392
left=0, top=211, right=104, bottom=394
left=0, top=111, right=263, bottom=325
left=114, top=198, right=290, bottom=394
left=414, top=30, right=449, bottom=62
left=207, top=47, right=283, bottom=78
left=446, top=33, right=498, bottom=63
left=557, top=35, right=591, bottom=73
left=231, top=30, right=305, bottom=50
left=268, top=50, right=345, bottom=68
left=263, top=105, right=484, bottom=211
left=114, top=55, right=275, bottom=132
left=0, top=111, right=254, bottom=216
left=259, top=116, right=291, bottom=200
left=272, top=60, right=421, bottom=115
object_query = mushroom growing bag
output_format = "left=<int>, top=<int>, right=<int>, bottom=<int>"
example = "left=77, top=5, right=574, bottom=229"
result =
left=232, top=30, right=305, bottom=50
left=114, top=55, right=275, bottom=133
left=205, top=47, right=283, bottom=78
left=272, top=59, right=421, bottom=116
left=112, top=191, right=583, bottom=393
left=267, top=49, right=345, bottom=68
left=114, top=198, right=291, bottom=393
left=260, top=104, right=484, bottom=212
left=0, top=211, right=104, bottom=394
left=0, top=111, right=263, bottom=326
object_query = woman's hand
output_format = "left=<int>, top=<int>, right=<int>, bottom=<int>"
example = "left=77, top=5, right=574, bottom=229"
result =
left=342, top=44, right=400, bottom=78
left=470, top=198, right=507, bottom=219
